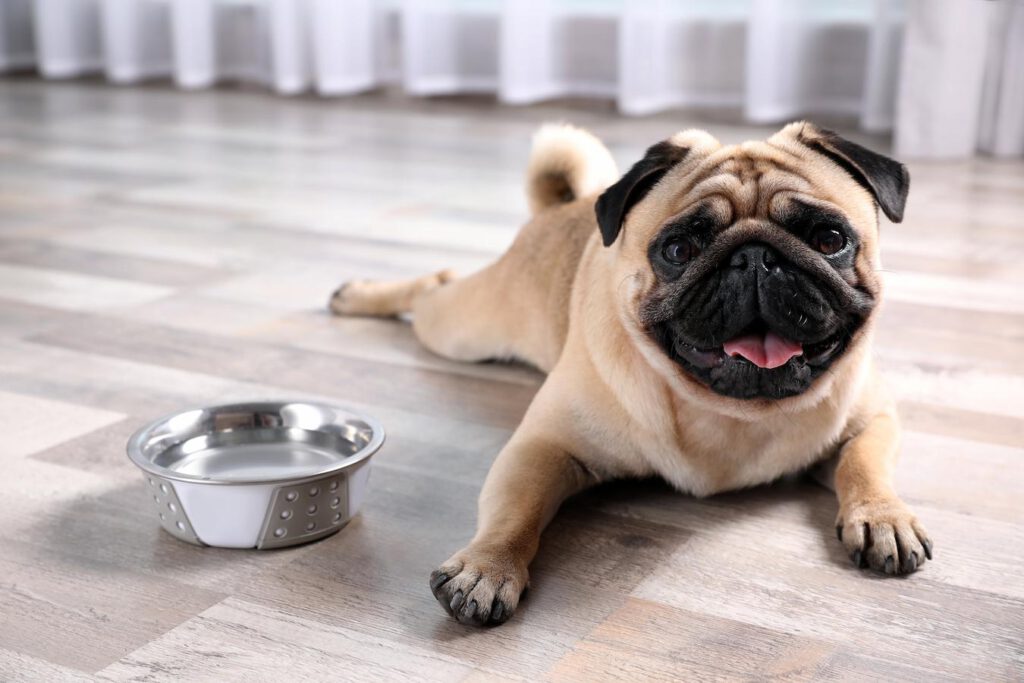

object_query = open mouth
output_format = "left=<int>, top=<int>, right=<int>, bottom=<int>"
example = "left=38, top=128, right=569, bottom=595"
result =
left=723, top=329, right=802, bottom=369
left=672, top=322, right=846, bottom=371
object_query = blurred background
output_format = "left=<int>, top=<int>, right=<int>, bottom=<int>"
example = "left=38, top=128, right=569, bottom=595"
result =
left=1, top=0, right=1021, bottom=159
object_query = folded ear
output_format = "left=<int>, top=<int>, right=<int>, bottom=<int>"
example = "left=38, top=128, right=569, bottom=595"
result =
left=595, top=139, right=690, bottom=247
left=795, top=123, right=910, bottom=223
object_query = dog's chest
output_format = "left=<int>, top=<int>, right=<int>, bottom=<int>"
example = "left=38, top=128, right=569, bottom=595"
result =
left=644, top=407, right=843, bottom=496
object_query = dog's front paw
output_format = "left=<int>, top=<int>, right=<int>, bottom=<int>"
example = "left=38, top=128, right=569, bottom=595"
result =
left=837, top=498, right=933, bottom=575
left=429, top=544, right=528, bottom=626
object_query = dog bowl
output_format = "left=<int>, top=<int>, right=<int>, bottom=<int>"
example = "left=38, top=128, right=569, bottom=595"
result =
left=127, top=401, right=384, bottom=549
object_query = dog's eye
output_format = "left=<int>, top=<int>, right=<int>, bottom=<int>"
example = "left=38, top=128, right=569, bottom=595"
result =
left=809, top=227, right=846, bottom=255
left=662, top=239, right=701, bottom=265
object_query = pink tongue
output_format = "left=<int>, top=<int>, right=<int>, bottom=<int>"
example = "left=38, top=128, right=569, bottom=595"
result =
left=723, top=331, right=803, bottom=369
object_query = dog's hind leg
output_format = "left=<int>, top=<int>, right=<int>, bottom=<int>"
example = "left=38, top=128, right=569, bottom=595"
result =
left=329, top=263, right=536, bottom=366
left=408, top=262, right=531, bottom=366
left=328, top=123, right=616, bottom=370
left=329, top=269, right=457, bottom=318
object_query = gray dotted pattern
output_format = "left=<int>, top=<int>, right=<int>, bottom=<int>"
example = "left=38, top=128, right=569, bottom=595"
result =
left=145, top=475, right=204, bottom=546
left=257, top=473, right=350, bottom=549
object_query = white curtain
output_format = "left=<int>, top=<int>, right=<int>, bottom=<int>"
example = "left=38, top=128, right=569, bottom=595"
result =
left=0, top=0, right=35, bottom=71
left=896, top=0, right=1024, bottom=158
left=0, top=0, right=1020, bottom=158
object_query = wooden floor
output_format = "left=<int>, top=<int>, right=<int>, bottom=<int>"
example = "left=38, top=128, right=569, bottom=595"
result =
left=0, top=77, right=1021, bottom=682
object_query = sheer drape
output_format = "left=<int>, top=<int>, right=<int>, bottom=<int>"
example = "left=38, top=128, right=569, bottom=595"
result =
left=0, top=0, right=1020, bottom=158
left=897, top=0, right=1024, bottom=158
left=0, top=0, right=35, bottom=71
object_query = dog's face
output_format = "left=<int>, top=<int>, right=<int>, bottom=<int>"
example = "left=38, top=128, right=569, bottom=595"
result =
left=596, top=122, right=909, bottom=403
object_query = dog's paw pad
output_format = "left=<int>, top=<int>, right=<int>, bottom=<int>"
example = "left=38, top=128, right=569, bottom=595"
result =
left=429, top=548, right=527, bottom=626
left=837, top=499, right=932, bottom=575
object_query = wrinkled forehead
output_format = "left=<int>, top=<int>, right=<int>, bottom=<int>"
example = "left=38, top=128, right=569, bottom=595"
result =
left=694, top=144, right=808, bottom=216
left=649, top=140, right=878, bottom=232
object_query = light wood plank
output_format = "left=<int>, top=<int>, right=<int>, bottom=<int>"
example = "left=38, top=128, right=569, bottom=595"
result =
left=0, top=264, right=172, bottom=312
left=97, top=598, right=474, bottom=682
left=0, top=538, right=225, bottom=673
left=0, top=649, right=94, bottom=683
left=0, top=389, right=124, bottom=459
left=26, top=318, right=540, bottom=430
left=550, top=597, right=952, bottom=682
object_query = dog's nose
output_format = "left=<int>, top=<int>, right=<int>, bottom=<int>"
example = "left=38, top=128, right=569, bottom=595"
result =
left=728, top=243, right=778, bottom=272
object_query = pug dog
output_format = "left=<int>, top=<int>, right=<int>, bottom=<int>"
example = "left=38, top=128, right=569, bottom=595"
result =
left=329, top=122, right=933, bottom=626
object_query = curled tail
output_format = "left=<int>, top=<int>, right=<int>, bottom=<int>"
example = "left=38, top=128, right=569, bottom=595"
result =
left=525, top=123, right=619, bottom=216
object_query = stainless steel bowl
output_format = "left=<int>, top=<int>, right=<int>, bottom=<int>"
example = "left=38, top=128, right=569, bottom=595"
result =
left=127, top=401, right=384, bottom=549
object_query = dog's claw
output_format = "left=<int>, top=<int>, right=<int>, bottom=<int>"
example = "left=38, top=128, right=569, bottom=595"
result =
left=457, top=599, right=480, bottom=624
left=449, top=590, right=465, bottom=612
left=429, top=571, right=449, bottom=592
left=491, top=601, right=505, bottom=624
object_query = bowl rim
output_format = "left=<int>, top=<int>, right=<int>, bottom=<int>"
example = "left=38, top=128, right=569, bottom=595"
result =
left=126, top=400, right=385, bottom=486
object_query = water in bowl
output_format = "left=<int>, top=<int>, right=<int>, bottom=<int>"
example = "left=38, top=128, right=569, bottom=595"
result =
left=165, top=441, right=343, bottom=482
